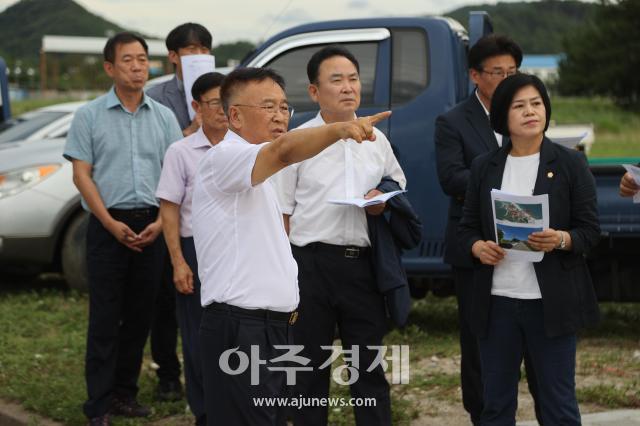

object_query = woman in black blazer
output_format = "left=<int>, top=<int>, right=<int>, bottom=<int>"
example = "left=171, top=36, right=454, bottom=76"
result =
left=458, top=74, right=600, bottom=426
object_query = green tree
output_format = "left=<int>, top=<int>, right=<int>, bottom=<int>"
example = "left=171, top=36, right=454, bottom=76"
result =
left=558, top=0, right=640, bottom=109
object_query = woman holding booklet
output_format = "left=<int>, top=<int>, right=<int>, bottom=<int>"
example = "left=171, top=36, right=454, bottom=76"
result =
left=457, top=73, right=600, bottom=425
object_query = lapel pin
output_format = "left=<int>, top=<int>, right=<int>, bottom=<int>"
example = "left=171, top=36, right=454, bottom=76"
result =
left=547, top=171, right=554, bottom=178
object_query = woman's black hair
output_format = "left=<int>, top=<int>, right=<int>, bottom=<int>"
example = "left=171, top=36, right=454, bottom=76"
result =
left=490, top=73, right=551, bottom=137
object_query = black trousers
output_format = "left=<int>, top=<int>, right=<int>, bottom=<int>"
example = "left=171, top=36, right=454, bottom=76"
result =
left=177, top=237, right=205, bottom=425
left=454, top=267, right=543, bottom=425
left=83, top=211, right=162, bottom=418
left=200, top=303, right=294, bottom=426
left=479, top=297, right=579, bottom=425
left=291, top=243, right=391, bottom=426
left=150, top=236, right=181, bottom=384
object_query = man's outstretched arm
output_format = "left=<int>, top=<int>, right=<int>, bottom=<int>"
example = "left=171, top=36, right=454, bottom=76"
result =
left=251, top=111, right=391, bottom=186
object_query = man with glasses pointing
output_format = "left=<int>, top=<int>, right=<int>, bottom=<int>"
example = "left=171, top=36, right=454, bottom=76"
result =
left=191, top=67, right=390, bottom=426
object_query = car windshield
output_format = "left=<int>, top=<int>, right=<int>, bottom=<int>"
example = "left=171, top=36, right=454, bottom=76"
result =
left=0, top=111, right=68, bottom=144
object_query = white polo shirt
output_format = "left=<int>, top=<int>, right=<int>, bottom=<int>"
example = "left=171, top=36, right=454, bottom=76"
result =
left=274, top=112, right=406, bottom=247
left=191, top=130, right=299, bottom=312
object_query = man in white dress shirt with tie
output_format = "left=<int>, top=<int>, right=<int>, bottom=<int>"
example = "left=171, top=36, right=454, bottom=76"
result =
left=191, top=67, right=391, bottom=426
left=275, top=46, right=406, bottom=426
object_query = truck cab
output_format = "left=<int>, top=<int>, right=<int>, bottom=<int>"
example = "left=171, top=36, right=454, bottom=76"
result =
left=240, top=15, right=640, bottom=302
left=240, top=16, right=487, bottom=294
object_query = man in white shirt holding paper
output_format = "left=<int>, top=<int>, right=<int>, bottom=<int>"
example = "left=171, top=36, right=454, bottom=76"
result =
left=275, top=45, right=405, bottom=426
left=191, top=67, right=390, bottom=426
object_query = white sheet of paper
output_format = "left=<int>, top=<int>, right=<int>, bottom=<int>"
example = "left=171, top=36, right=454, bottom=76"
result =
left=490, top=189, right=549, bottom=262
left=181, top=54, right=215, bottom=120
left=328, top=190, right=407, bottom=208
left=622, top=164, right=640, bottom=203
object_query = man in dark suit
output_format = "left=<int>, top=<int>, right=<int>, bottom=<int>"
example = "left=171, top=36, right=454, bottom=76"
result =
left=434, top=34, right=540, bottom=425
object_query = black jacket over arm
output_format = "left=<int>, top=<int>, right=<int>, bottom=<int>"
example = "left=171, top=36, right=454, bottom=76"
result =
left=457, top=138, right=601, bottom=338
left=435, top=95, right=501, bottom=267
left=367, top=177, right=422, bottom=327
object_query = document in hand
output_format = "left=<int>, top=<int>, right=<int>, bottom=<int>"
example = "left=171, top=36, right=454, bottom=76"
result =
left=328, top=190, right=407, bottom=208
left=490, top=189, right=549, bottom=262
left=181, top=54, right=216, bottom=120
left=622, top=164, right=640, bottom=203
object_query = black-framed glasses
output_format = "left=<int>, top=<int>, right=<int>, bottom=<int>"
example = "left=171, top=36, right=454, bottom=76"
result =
left=233, top=103, right=294, bottom=118
left=481, top=69, right=518, bottom=79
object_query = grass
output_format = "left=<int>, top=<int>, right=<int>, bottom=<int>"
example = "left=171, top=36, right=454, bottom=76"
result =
left=0, top=286, right=185, bottom=426
left=2, top=281, right=637, bottom=425
left=552, top=97, right=640, bottom=158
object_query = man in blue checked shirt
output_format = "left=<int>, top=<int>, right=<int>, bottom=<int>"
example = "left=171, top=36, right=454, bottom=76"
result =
left=63, top=32, right=182, bottom=426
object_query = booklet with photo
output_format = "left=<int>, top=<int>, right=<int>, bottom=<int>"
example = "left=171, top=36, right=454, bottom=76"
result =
left=328, top=189, right=407, bottom=208
left=490, top=189, right=549, bottom=262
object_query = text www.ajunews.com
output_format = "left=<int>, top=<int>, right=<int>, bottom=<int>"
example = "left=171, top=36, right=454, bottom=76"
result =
left=253, top=396, right=377, bottom=409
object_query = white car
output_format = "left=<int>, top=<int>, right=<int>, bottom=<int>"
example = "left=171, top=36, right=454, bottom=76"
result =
left=0, top=137, right=87, bottom=289
left=0, top=101, right=82, bottom=144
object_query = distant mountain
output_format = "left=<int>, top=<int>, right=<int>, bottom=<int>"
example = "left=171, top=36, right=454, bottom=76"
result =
left=444, top=1, right=598, bottom=54
left=0, top=0, right=127, bottom=61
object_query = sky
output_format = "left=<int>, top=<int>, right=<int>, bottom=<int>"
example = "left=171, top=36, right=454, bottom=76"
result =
left=0, top=0, right=515, bottom=44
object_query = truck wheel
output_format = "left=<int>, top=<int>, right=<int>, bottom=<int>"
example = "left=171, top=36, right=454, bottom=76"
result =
left=61, top=212, right=89, bottom=292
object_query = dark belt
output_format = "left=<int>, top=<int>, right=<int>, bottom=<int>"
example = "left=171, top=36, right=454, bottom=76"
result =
left=108, top=207, right=158, bottom=220
left=299, top=242, right=370, bottom=259
left=206, top=302, right=298, bottom=325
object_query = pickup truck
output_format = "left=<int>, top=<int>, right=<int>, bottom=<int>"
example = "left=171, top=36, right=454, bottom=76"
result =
left=0, top=14, right=638, bottom=301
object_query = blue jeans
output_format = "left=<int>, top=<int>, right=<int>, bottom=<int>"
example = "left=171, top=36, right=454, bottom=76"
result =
left=478, top=296, right=580, bottom=426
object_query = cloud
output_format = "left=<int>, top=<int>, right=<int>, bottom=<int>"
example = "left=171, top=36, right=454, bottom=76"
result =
left=348, top=0, right=370, bottom=9
left=268, top=8, right=313, bottom=24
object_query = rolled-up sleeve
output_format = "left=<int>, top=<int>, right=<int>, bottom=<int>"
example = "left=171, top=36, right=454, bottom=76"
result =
left=63, top=107, right=93, bottom=164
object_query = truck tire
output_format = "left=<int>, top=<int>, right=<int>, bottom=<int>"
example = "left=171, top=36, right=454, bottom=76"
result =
left=61, top=212, right=89, bottom=292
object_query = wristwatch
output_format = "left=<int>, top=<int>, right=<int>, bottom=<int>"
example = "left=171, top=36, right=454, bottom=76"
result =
left=558, top=231, right=566, bottom=250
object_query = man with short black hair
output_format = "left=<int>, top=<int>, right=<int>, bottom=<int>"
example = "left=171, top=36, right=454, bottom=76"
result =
left=192, top=66, right=390, bottom=426
left=434, top=34, right=542, bottom=425
left=147, top=22, right=213, bottom=401
left=276, top=45, right=405, bottom=426
left=156, top=71, right=227, bottom=426
left=64, top=32, right=182, bottom=426
left=147, top=22, right=213, bottom=136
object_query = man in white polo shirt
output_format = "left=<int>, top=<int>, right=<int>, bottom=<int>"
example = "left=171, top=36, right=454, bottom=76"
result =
left=275, top=46, right=405, bottom=426
left=191, top=67, right=390, bottom=426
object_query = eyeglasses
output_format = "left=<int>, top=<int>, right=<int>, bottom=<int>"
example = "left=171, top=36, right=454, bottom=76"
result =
left=481, top=69, right=518, bottom=79
left=200, top=98, right=223, bottom=109
left=233, top=103, right=294, bottom=118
